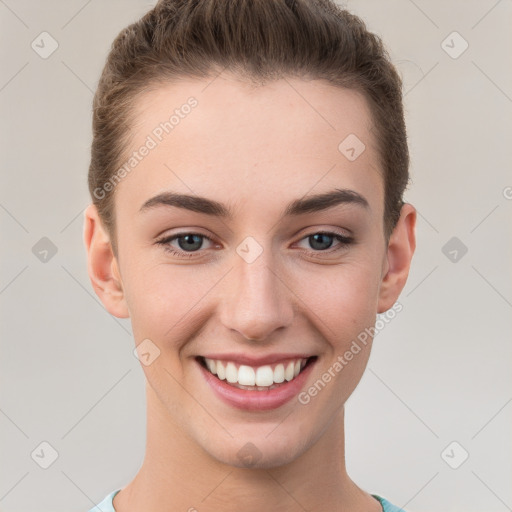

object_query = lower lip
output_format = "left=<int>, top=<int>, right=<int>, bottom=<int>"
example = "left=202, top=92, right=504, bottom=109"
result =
left=198, top=359, right=316, bottom=411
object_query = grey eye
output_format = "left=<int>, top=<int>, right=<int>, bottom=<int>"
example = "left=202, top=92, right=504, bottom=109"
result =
left=177, top=234, right=204, bottom=251
left=308, top=233, right=335, bottom=251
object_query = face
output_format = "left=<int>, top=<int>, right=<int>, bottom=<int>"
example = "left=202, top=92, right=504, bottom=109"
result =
left=86, top=72, right=414, bottom=469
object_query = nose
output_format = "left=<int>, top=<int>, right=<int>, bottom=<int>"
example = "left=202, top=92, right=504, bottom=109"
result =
left=219, top=246, right=294, bottom=342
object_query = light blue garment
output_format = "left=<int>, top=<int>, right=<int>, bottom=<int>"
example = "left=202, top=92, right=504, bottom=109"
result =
left=87, top=490, right=119, bottom=512
left=88, top=489, right=407, bottom=511
left=373, top=494, right=408, bottom=511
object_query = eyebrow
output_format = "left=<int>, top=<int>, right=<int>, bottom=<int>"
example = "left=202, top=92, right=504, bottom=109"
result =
left=139, top=188, right=370, bottom=219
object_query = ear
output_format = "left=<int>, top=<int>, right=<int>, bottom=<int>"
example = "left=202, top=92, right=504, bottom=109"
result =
left=377, top=203, right=416, bottom=313
left=83, top=204, right=130, bottom=318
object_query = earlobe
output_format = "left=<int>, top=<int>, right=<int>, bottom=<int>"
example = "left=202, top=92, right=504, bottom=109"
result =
left=377, top=203, right=417, bottom=314
left=83, top=204, right=130, bottom=319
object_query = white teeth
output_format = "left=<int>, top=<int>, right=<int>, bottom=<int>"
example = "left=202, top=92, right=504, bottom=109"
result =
left=238, top=365, right=256, bottom=386
left=206, top=359, right=216, bottom=374
left=216, top=361, right=226, bottom=380
left=284, top=362, right=295, bottom=381
left=273, top=363, right=285, bottom=383
left=225, top=362, right=238, bottom=384
left=255, top=365, right=274, bottom=387
left=203, top=357, right=311, bottom=388
left=294, top=360, right=301, bottom=377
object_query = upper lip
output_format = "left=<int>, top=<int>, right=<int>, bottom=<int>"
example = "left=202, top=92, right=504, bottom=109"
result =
left=198, top=353, right=316, bottom=366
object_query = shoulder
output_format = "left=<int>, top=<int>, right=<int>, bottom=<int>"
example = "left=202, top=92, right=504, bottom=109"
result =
left=87, top=489, right=121, bottom=512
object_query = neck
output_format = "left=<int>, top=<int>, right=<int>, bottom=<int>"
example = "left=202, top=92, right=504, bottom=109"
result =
left=114, top=383, right=381, bottom=512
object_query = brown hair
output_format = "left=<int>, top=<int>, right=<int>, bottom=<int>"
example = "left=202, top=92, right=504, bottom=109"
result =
left=88, top=0, right=409, bottom=253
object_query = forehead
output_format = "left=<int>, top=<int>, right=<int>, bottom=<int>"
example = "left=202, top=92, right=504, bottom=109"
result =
left=115, top=73, right=384, bottom=222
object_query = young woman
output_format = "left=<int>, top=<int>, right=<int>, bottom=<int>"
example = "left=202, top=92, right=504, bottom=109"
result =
left=84, top=1, right=416, bottom=510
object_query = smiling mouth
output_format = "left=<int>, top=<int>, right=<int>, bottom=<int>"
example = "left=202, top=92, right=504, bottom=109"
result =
left=196, top=355, right=318, bottom=391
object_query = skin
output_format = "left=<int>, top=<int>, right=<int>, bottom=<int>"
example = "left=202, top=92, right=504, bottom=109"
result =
left=84, top=72, right=416, bottom=512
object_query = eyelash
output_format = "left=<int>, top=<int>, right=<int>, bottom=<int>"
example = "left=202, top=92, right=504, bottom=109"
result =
left=155, top=231, right=354, bottom=259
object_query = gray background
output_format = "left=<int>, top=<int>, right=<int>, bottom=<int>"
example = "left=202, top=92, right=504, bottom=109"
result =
left=1, top=1, right=511, bottom=511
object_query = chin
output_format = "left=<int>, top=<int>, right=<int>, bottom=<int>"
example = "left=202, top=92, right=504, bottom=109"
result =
left=202, top=431, right=310, bottom=470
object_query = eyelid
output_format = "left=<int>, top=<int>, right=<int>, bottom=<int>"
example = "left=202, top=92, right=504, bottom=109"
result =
left=153, top=225, right=216, bottom=241
left=293, top=224, right=353, bottom=239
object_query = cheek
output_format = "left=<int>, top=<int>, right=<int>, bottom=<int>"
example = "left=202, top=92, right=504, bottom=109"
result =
left=121, top=260, right=217, bottom=344
left=291, top=258, right=382, bottom=344
left=293, top=264, right=381, bottom=417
